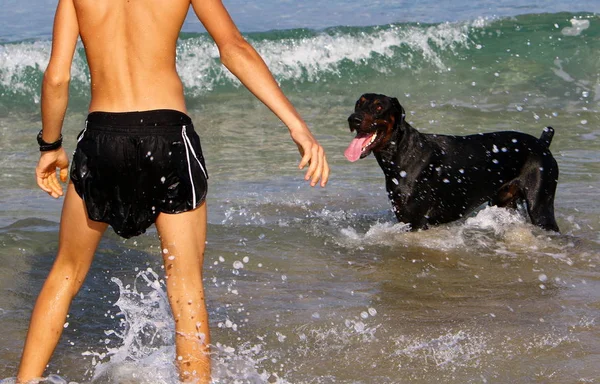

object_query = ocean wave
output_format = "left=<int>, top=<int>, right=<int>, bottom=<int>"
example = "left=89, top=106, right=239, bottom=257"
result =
left=176, top=21, right=472, bottom=94
left=0, top=12, right=597, bottom=110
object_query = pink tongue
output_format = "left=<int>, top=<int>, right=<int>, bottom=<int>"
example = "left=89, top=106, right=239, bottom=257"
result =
left=344, top=135, right=371, bottom=162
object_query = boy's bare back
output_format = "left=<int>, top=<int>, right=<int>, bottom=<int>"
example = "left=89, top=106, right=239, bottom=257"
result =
left=72, top=0, right=192, bottom=112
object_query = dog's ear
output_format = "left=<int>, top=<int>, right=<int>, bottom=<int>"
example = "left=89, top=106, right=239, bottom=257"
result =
left=390, top=97, right=406, bottom=123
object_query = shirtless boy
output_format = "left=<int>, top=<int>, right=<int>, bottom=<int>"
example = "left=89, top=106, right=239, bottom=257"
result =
left=17, top=0, right=329, bottom=382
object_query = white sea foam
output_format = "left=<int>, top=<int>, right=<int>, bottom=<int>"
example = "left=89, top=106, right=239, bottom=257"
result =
left=0, top=41, right=88, bottom=102
left=334, top=205, right=566, bottom=255
left=176, top=22, right=471, bottom=93
left=0, top=41, right=49, bottom=97
left=561, top=18, right=591, bottom=36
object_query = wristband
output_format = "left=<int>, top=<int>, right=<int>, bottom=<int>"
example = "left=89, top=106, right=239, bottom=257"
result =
left=37, top=130, right=63, bottom=152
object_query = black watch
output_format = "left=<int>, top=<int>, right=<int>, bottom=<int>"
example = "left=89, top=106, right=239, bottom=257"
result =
left=37, top=130, right=63, bottom=152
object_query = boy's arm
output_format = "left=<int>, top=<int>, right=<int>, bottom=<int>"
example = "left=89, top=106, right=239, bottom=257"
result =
left=36, top=0, right=79, bottom=198
left=190, top=0, right=329, bottom=187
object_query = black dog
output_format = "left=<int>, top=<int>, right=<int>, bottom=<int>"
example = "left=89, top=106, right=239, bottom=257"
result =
left=345, top=93, right=560, bottom=232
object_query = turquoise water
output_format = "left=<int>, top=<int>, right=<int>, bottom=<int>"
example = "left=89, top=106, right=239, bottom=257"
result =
left=0, top=2, right=599, bottom=383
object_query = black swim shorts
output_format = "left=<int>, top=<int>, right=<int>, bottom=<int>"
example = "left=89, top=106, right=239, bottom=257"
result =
left=70, top=109, right=208, bottom=238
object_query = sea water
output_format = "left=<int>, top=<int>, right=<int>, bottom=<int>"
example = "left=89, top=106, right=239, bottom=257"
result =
left=0, top=1, right=599, bottom=383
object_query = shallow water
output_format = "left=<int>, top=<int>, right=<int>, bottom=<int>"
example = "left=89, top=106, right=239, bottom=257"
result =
left=1, top=4, right=599, bottom=384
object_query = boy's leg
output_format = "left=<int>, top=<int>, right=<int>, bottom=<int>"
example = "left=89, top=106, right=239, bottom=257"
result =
left=155, top=202, right=210, bottom=384
left=17, top=183, right=108, bottom=383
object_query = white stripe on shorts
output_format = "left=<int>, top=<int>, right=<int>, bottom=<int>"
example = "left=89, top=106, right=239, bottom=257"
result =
left=181, top=125, right=207, bottom=207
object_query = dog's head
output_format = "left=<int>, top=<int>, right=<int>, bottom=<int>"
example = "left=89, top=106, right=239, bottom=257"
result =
left=345, top=93, right=405, bottom=162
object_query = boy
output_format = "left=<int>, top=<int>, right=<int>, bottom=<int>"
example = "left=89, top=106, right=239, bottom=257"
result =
left=18, top=0, right=329, bottom=382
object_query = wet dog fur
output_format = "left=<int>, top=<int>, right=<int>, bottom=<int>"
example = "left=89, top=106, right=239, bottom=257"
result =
left=345, top=93, right=560, bottom=232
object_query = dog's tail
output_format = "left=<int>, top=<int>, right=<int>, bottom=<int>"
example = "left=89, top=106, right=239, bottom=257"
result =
left=539, top=126, right=555, bottom=148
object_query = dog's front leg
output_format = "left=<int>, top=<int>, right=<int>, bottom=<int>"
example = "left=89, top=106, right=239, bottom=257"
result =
left=391, top=199, right=429, bottom=230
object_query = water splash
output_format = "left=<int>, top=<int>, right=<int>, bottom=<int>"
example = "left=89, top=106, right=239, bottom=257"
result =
left=333, top=205, right=571, bottom=258
left=83, top=269, right=179, bottom=383
left=79, top=269, right=296, bottom=383
left=0, top=375, right=77, bottom=384
left=392, top=330, right=488, bottom=368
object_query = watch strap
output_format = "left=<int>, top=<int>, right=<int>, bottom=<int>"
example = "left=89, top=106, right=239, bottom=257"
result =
left=37, top=130, right=63, bottom=152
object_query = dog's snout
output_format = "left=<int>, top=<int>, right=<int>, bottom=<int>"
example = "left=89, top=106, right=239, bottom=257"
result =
left=348, top=113, right=363, bottom=131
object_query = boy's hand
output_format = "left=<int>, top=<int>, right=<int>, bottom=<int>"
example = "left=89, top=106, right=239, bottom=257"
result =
left=35, top=148, right=69, bottom=198
left=291, top=128, right=329, bottom=187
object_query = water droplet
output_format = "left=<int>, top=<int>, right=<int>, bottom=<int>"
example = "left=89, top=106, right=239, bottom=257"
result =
left=233, top=261, right=244, bottom=269
left=354, top=321, right=365, bottom=332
